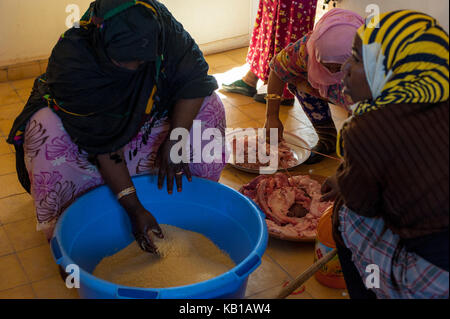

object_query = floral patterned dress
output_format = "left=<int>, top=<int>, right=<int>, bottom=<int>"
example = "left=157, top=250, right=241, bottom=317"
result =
left=247, top=0, right=318, bottom=99
left=269, top=34, right=351, bottom=125
left=23, top=93, right=226, bottom=239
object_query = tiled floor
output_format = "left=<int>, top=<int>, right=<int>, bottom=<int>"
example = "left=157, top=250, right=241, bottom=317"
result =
left=0, top=48, right=349, bottom=299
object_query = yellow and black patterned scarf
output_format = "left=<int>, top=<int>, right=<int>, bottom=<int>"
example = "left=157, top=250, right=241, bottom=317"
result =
left=337, top=10, right=449, bottom=157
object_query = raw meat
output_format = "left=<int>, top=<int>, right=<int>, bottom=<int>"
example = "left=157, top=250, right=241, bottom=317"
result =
left=232, top=135, right=298, bottom=170
left=240, top=173, right=333, bottom=239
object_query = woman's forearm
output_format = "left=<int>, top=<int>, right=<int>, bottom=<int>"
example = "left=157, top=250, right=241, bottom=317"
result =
left=96, top=149, right=142, bottom=214
left=171, top=97, right=204, bottom=131
left=266, top=69, right=285, bottom=118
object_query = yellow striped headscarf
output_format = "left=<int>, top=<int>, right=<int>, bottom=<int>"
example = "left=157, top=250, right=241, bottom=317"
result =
left=337, top=10, right=449, bottom=158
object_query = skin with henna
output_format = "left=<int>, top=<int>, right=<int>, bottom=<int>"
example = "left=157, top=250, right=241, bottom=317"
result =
left=97, top=60, right=203, bottom=254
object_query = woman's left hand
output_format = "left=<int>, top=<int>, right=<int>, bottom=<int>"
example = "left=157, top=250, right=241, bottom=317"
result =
left=321, top=175, right=339, bottom=202
left=157, top=136, right=192, bottom=194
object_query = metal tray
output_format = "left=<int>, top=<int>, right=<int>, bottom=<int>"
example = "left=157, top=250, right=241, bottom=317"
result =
left=226, top=130, right=311, bottom=174
left=240, top=173, right=328, bottom=242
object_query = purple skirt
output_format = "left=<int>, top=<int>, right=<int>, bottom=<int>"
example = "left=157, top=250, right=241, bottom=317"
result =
left=23, top=93, right=226, bottom=239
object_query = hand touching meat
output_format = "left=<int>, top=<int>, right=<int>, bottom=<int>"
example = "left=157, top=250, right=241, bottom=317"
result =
left=264, top=115, right=284, bottom=141
left=321, top=175, right=339, bottom=202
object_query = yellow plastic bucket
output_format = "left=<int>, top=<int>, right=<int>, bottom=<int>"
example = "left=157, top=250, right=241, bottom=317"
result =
left=314, top=205, right=346, bottom=289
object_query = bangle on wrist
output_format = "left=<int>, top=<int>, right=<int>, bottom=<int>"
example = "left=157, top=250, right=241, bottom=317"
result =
left=265, top=94, right=282, bottom=101
left=117, top=186, right=136, bottom=201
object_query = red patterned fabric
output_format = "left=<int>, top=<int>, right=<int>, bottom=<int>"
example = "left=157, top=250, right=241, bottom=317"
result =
left=247, top=0, right=317, bottom=98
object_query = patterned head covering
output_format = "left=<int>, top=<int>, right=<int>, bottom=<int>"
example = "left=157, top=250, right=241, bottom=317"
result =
left=337, top=10, right=449, bottom=158
left=306, top=8, right=364, bottom=99
left=9, top=0, right=217, bottom=156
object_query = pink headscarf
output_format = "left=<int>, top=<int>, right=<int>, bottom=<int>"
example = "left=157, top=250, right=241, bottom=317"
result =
left=306, top=8, right=364, bottom=98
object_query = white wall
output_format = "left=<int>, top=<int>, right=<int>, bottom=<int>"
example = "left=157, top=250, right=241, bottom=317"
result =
left=0, top=0, right=92, bottom=66
left=336, top=0, right=449, bottom=32
left=0, top=0, right=254, bottom=67
left=160, top=0, right=251, bottom=45
left=1, top=0, right=447, bottom=67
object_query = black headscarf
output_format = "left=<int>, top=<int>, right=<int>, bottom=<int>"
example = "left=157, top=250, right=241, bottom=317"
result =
left=8, top=0, right=218, bottom=192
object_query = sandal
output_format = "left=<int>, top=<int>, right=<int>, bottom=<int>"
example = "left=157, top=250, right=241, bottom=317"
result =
left=222, top=80, right=257, bottom=97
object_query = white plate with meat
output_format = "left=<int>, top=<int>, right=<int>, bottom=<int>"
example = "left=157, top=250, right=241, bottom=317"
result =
left=239, top=173, right=333, bottom=242
left=226, top=129, right=311, bottom=174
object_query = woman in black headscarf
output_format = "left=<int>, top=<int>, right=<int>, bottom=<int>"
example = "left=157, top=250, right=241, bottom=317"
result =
left=8, top=0, right=226, bottom=253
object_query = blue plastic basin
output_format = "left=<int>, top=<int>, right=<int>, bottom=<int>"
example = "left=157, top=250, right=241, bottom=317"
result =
left=51, top=175, right=268, bottom=299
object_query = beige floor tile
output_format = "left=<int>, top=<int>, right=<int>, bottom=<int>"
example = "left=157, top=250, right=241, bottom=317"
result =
left=0, top=254, right=29, bottom=291
left=0, top=119, right=14, bottom=136
left=0, top=70, right=7, bottom=83
left=211, top=64, right=245, bottom=75
left=226, top=166, right=259, bottom=186
left=32, top=275, right=80, bottom=299
left=318, top=164, right=340, bottom=177
left=0, top=284, right=35, bottom=299
left=3, top=218, right=47, bottom=252
left=310, top=167, right=334, bottom=179
left=0, top=103, right=24, bottom=121
left=204, top=54, right=238, bottom=69
left=15, top=87, right=32, bottom=99
left=0, top=226, right=14, bottom=256
left=264, top=237, right=349, bottom=299
left=39, top=60, right=49, bottom=74
left=226, top=119, right=262, bottom=130
left=224, top=104, right=253, bottom=126
left=220, top=92, right=255, bottom=107
left=223, top=47, right=248, bottom=64
left=265, top=237, right=316, bottom=277
left=0, top=153, right=16, bottom=175
left=0, top=193, right=35, bottom=225
left=10, top=78, right=35, bottom=90
left=319, top=157, right=341, bottom=171
left=237, top=103, right=267, bottom=122
left=7, top=63, right=41, bottom=82
left=305, top=276, right=348, bottom=299
left=17, top=244, right=59, bottom=282
left=0, top=82, right=14, bottom=94
left=208, top=67, right=217, bottom=75
left=243, top=103, right=313, bottom=130
left=329, top=104, right=349, bottom=121
left=0, top=137, right=12, bottom=155
left=280, top=116, right=305, bottom=132
left=246, top=283, right=314, bottom=299
left=218, top=168, right=245, bottom=191
left=281, top=106, right=313, bottom=127
left=0, top=88, right=21, bottom=106
left=221, top=98, right=234, bottom=109
left=0, top=174, right=26, bottom=198
left=333, top=117, right=346, bottom=132
left=245, top=255, right=291, bottom=297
